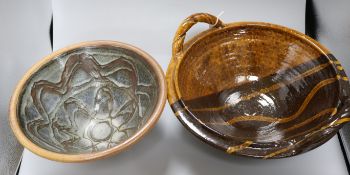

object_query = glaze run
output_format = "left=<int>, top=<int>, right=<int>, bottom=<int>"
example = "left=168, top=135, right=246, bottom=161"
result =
left=167, top=13, right=350, bottom=158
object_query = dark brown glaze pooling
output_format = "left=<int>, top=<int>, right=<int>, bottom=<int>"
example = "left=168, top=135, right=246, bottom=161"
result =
left=182, top=55, right=338, bottom=140
left=167, top=13, right=350, bottom=158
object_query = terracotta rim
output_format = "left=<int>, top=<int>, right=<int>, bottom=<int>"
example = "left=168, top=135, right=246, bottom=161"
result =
left=9, top=40, right=166, bottom=162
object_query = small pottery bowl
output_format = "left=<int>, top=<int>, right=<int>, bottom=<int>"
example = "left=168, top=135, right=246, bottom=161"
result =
left=9, top=41, right=166, bottom=162
left=167, top=13, right=350, bottom=158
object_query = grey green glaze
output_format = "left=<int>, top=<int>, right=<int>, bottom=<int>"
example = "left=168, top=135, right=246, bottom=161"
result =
left=18, top=46, right=159, bottom=154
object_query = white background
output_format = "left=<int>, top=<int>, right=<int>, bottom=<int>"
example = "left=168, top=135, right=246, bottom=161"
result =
left=2, top=0, right=347, bottom=175
left=0, top=0, right=51, bottom=174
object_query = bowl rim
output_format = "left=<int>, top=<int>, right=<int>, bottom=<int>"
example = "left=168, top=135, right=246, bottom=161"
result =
left=9, top=40, right=167, bottom=162
left=174, top=22, right=334, bottom=101
left=168, top=21, right=348, bottom=158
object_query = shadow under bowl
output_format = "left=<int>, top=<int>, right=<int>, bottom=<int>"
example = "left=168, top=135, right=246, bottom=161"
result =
left=9, top=41, right=166, bottom=162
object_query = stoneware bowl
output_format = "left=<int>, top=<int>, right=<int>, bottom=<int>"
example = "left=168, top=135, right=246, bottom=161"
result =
left=9, top=41, right=166, bottom=162
left=167, top=13, right=350, bottom=159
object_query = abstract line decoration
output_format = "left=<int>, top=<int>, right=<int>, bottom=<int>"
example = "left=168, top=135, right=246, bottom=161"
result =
left=167, top=13, right=350, bottom=159
left=18, top=46, right=159, bottom=154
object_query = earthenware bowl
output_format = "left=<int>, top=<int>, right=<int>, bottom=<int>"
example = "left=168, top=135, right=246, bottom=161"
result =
left=9, top=41, right=166, bottom=162
left=167, top=13, right=350, bottom=158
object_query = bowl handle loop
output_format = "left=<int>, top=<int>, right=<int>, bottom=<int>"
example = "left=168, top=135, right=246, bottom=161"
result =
left=335, top=98, right=350, bottom=125
left=172, top=13, right=225, bottom=58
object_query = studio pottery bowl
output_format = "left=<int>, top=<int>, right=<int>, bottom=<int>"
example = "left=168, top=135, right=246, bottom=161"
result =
left=167, top=13, right=350, bottom=158
left=9, top=41, right=166, bottom=162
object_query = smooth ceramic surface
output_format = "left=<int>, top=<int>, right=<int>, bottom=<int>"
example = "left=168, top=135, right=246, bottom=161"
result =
left=16, top=1, right=349, bottom=175
left=10, top=41, right=166, bottom=162
left=167, top=13, right=350, bottom=158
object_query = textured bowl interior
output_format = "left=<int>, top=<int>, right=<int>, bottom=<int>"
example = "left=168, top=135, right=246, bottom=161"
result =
left=177, top=25, right=340, bottom=147
left=18, top=46, right=159, bottom=154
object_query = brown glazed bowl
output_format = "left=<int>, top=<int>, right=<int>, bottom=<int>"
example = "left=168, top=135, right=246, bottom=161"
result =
left=9, top=41, right=166, bottom=162
left=167, top=13, right=350, bottom=159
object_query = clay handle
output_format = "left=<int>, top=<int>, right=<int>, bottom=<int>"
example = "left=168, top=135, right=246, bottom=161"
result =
left=172, top=13, right=225, bottom=57
left=337, top=98, right=350, bottom=122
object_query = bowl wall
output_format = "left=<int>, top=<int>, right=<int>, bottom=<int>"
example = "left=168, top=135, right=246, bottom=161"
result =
left=168, top=22, right=349, bottom=158
left=17, top=45, right=160, bottom=154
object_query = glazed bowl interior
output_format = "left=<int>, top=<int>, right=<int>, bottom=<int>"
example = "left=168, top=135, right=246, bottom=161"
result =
left=12, top=42, right=165, bottom=161
left=176, top=24, right=341, bottom=145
